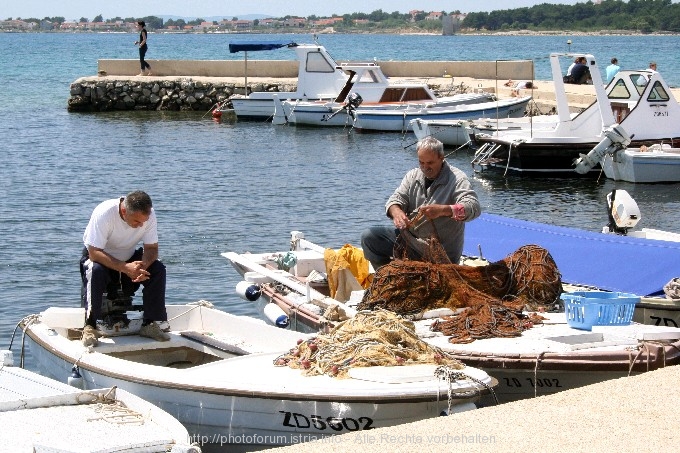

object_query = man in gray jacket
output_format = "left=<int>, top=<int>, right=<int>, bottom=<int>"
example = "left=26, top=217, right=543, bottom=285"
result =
left=361, top=137, right=481, bottom=269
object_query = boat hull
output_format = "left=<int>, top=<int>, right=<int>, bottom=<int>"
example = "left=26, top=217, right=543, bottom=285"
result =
left=601, top=148, right=680, bottom=183
left=354, top=97, right=530, bottom=132
left=23, top=304, right=488, bottom=446
left=473, top=138, right=602, bottom=176
left=411, top=119, right=473, bottom=146
left=283, top=93, right=499, bottom=129
left=223, top=233, right=680, bottom=407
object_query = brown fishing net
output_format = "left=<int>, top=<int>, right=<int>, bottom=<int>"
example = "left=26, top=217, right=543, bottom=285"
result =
left=273, top=309, right=465, bottom=378
left=358, top=224, right=561, bottom=344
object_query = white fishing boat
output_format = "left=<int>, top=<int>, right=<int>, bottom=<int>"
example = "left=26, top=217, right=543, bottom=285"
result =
left=221, top=40, right=491, bottom=122
left=599, top=143, right=680, bottom=183
left=410, top=114, right=561, bottom=147
left=351, top=96, right=531, bottom=132
left=18, top=301, right=493, bottom=447
left=275, top=91, right=498, bottom=129
left=472, top=52, right=680, bottom=176
left=222, top=229, right=680, bottom=404
left=0, top=353, right=196, bottom=452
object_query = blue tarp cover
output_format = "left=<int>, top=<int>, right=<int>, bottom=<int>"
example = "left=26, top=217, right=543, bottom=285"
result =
left=463, top=213, right=680, bottom=296
left=228, top=41, right=297, bottom=53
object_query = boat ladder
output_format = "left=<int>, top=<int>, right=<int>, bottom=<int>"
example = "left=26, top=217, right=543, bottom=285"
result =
left=471, top=142, right=503, bottom=172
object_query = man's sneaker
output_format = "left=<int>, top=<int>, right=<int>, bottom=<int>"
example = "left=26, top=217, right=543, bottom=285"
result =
left=82, top=325, right=100, bottom=347
left=139, top=322, right=170, bottom=342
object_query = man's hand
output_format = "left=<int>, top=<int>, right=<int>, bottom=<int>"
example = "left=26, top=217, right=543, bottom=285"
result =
left=388, top=205, right=409, bottom=229
left=124, top=261, right=150, bottom=282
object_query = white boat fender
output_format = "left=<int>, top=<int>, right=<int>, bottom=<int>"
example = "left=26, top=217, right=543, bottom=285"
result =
left=68, top=365, right=84, bottom=389
left=0, top=350, right=13, bottom=366
left=263, top=303, right=290, bottom=328
left=236, top=281, right=262, bottom=301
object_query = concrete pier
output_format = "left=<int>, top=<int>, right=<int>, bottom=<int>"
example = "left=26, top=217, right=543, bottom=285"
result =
left=68, top=58, right=538, bottom=112
left=69, top=58, right=680, bottom=113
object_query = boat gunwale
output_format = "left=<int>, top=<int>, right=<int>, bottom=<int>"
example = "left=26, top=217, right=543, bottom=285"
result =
left=22, top=320, right=489, bottom=404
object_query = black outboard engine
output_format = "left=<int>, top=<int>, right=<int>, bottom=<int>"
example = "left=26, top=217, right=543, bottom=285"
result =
left=322, top=92, right=363, bottom=123
left=346, top=92, right=363, bottom=109
left=345, top=92, right=363, bottom=120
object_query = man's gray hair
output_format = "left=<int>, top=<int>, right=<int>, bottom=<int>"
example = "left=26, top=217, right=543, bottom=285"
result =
left=124, top=190, right=153, bottom=214
left=417, top=136, right=445, bottom=157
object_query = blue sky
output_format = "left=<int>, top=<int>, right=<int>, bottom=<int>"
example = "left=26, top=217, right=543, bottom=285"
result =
left=6, top=0, right=589, bottom=21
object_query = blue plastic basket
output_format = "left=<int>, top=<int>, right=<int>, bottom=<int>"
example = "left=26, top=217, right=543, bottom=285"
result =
left=562, top=291, right=639, bottom=331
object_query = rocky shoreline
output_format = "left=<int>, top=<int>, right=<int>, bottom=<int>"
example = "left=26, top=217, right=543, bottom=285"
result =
left=67, top=77, right=298, bottom=112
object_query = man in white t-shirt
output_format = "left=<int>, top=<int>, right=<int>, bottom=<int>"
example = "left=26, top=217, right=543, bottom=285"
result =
left=79, top=190, right=168, bottom=346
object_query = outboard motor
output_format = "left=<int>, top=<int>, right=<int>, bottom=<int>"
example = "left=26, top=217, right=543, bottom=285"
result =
left=346, top=92, right=363, bottom=112
left=322, top=92, right=363, bottom=123
left=604, top=189, right=641, bottom=235
left=573, top=124, right=632, bottom=174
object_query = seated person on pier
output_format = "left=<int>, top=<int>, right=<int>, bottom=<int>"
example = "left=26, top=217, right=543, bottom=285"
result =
left=564, top=57, right=591, bottom=85
left=79, top=190, right=169, bottom=347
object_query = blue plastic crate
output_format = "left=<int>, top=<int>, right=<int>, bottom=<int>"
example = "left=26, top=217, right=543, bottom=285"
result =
left=562, top=291, right=639, bottom=331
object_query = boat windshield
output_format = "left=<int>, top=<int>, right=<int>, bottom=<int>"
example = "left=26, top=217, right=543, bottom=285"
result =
left=608, top=78, right=631, bottom=99
left=647, top=81, right=670, bottom=102
left=357, top=69, right=381, bottom=83
left=305, top=51, right=335, bottom=73
left=632, top=73, right=649, bottom=94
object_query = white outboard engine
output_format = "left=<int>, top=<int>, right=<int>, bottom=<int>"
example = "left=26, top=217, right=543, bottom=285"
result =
left=603, top=189, right=641, bottom=235
left=574, top=124, right=632, bottom=174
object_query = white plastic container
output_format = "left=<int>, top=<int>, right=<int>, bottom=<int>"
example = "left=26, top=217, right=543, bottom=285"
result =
left=291, top=250, right=326, bottom=277
left=40, top=307, right=85, bottom=329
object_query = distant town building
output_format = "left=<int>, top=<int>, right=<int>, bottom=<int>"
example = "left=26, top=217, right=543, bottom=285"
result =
left=283, top=17, right=306, bottom=27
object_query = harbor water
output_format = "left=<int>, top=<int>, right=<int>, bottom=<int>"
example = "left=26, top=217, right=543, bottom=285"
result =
left=2, top=32, right=680, bottom=422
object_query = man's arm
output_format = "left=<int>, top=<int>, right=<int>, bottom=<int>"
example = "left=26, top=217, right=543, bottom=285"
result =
left=141, top=243, right=159, bottom=270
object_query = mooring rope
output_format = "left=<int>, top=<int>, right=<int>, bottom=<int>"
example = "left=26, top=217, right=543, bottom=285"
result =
left=434, top=365, right=498, bottom=413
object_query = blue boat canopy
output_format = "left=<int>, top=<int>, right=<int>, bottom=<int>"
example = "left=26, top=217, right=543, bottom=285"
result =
left=463, top=213, right=680, bottom=297
left=228, top=41, right=297, bottom=53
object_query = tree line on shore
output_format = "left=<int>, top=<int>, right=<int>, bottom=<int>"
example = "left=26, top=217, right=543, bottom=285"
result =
left=464, top=0, right=680, bottom=33
left=9, top=0, right=680, bottom=34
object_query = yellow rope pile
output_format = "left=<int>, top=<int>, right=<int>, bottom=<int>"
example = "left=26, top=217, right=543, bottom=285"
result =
left=273, top=309, right=465, bottom=378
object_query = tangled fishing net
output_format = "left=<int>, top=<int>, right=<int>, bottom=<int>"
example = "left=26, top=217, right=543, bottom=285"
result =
left=358, top=221, right=562, bottom=343
left=273, top=309, right=465, bottom=378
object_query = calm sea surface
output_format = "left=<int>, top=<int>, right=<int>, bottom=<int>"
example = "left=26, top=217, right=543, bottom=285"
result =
left=2, top=31, right=680, bottom=390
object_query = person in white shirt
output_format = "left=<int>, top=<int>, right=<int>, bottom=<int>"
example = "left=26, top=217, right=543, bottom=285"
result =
left=79, top=190, right=169, bottom=346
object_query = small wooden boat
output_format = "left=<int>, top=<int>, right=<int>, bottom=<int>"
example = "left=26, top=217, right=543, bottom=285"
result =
left=17, top=301, right=493, bottom=447
left=223, top=231, right=680, bottom=405
left=0, top=357, right=196, bottom=452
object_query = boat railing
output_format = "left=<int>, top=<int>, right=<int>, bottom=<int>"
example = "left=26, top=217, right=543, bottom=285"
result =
left=338, top=62, right=379, bottom=68
left=471, top=142, right=503, bottom=172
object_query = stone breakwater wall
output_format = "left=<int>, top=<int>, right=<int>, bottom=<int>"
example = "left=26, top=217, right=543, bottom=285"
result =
left=68, top=78, right=299, bottom=112
left=67, top=77, right=461, bottom=112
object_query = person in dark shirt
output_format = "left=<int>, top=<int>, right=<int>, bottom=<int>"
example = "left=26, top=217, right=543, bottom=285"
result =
left=566, top=57, right=591, bottom=85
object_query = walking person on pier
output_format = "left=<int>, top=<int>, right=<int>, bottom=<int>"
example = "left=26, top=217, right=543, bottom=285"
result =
left=135, top=21, right=151, bottom=76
